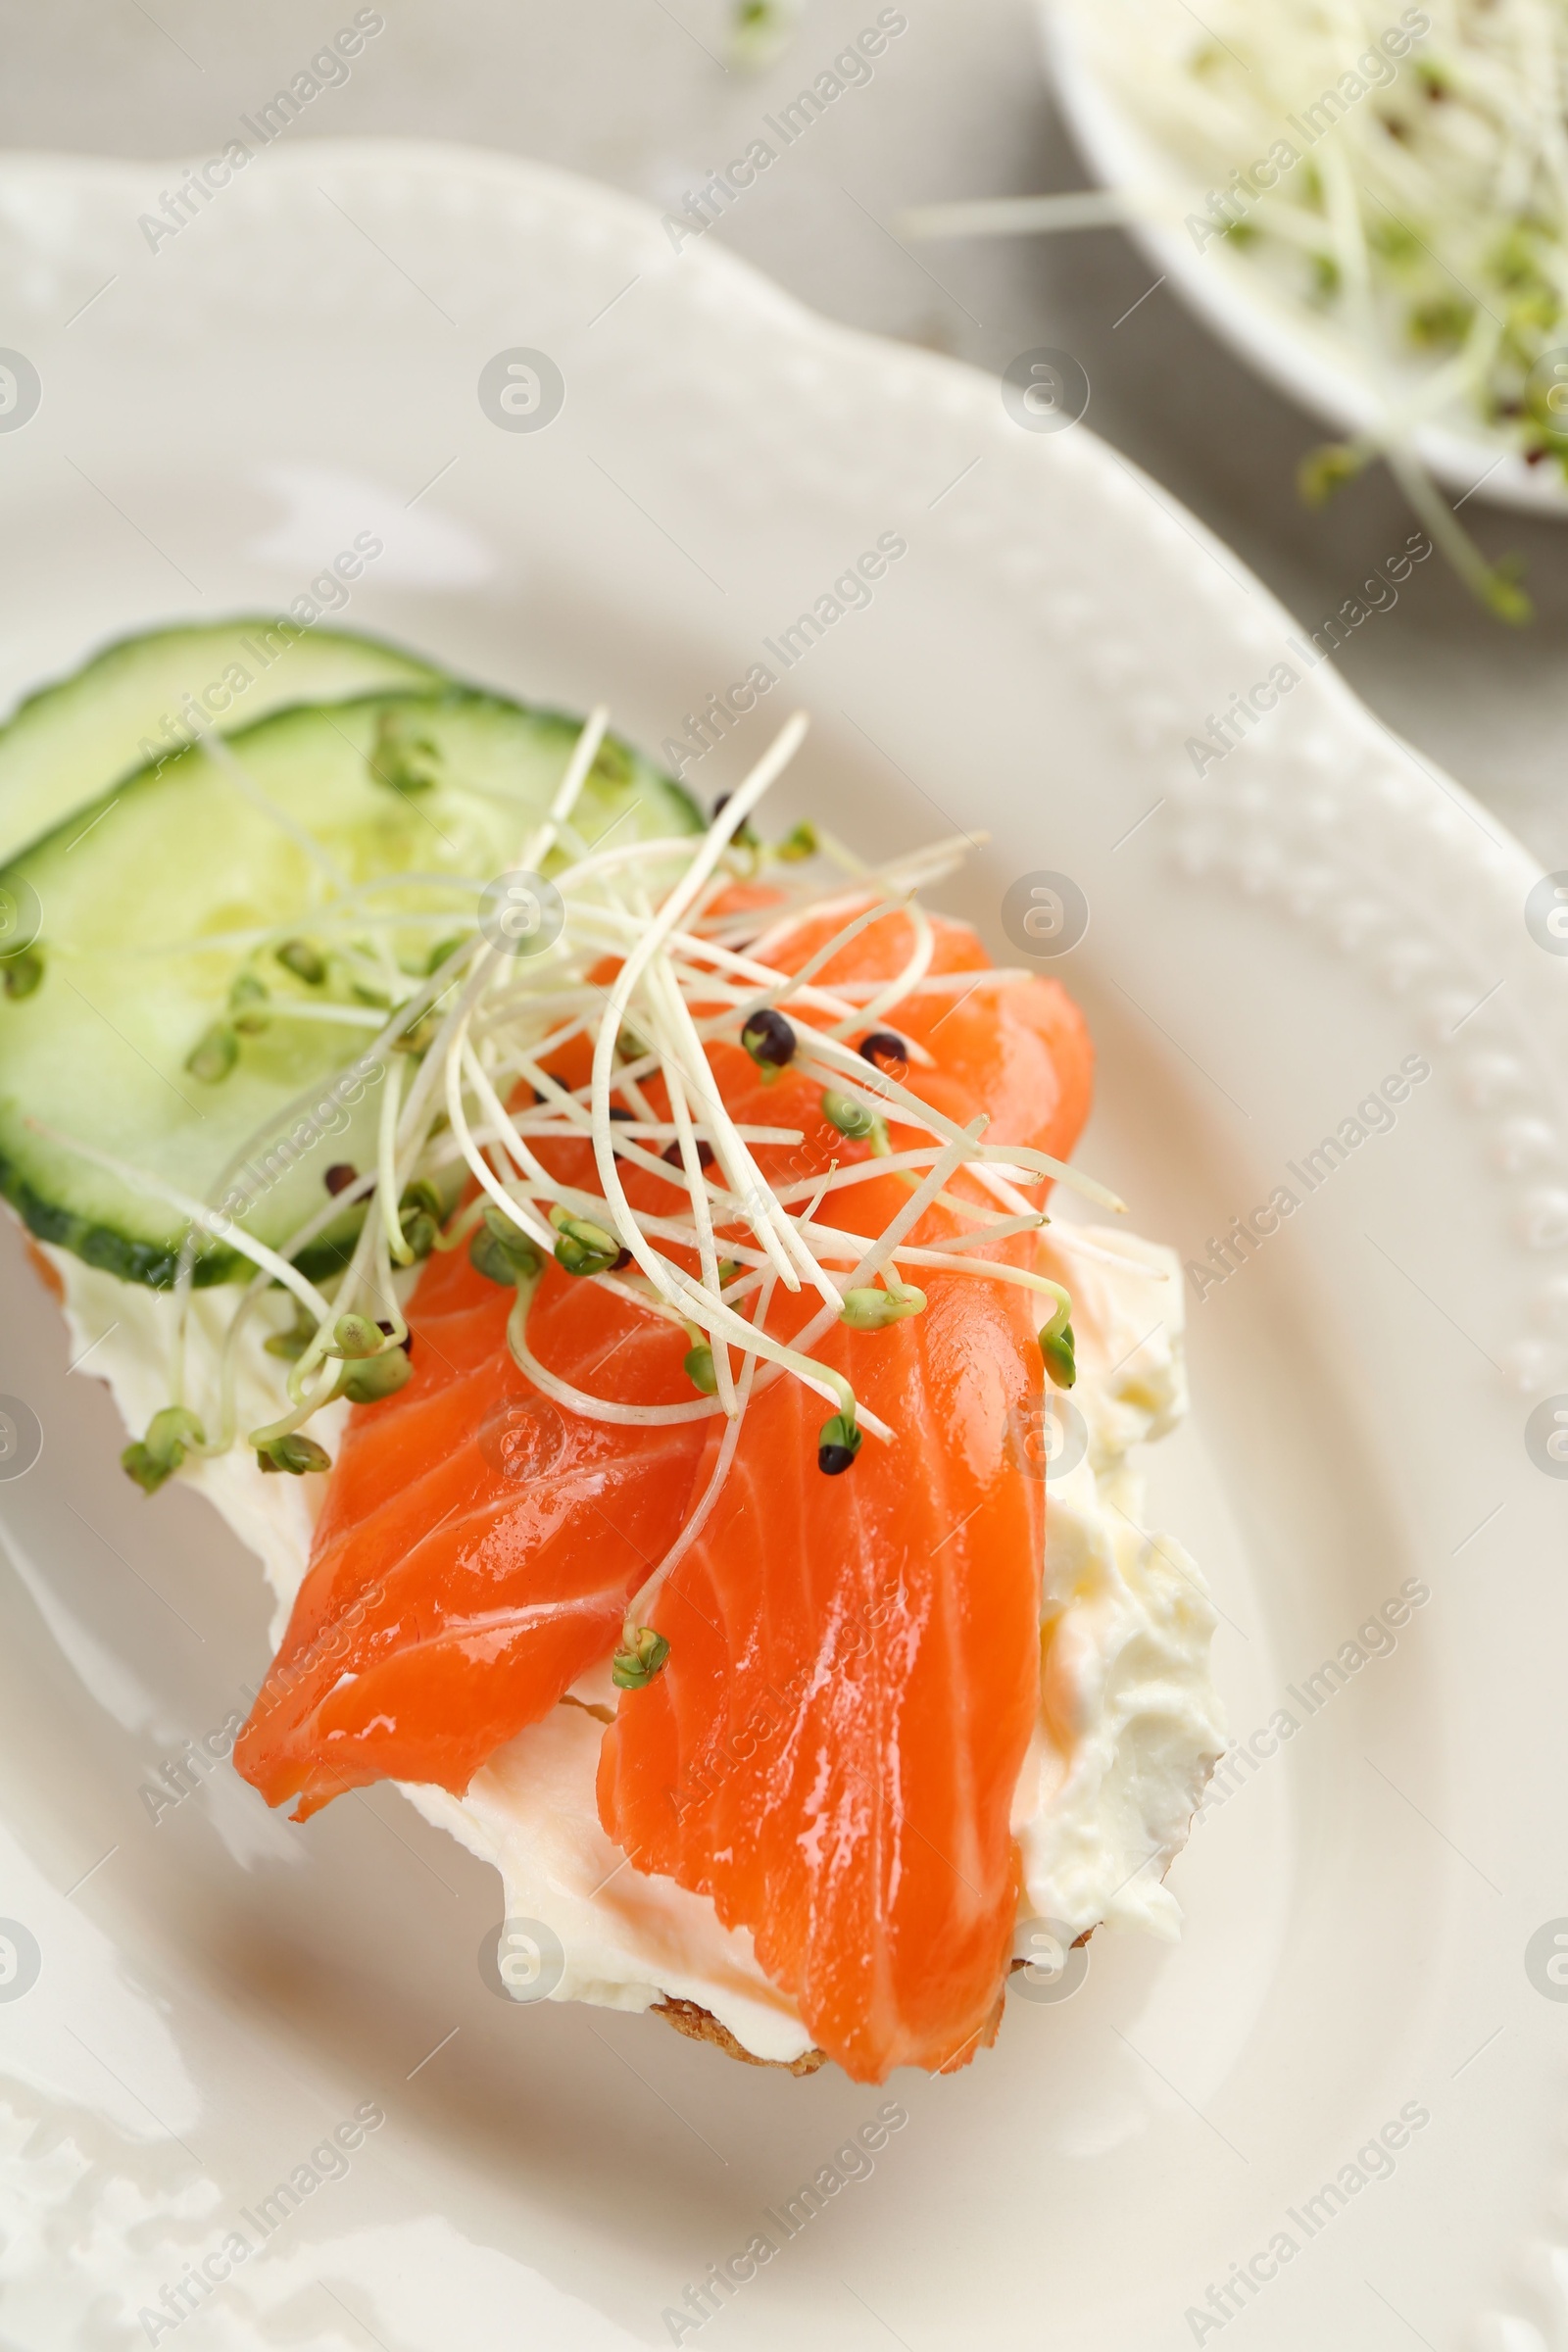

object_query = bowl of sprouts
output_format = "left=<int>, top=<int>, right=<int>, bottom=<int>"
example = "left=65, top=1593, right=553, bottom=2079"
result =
left=907, top=0, right=1568, bottom=619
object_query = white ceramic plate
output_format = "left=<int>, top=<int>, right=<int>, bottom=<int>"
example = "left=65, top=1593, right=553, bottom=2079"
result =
left=0, top=140, right=1564, bottom=2352
left=1039, top=0, right=1568, bottom=518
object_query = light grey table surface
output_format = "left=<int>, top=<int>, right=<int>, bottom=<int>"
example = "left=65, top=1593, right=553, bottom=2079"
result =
left=3, top=0, right=1562, bottom=860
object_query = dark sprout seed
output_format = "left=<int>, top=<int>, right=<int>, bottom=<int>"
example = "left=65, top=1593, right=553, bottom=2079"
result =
left=662, top=1138, right=715, bottom=1171
left=859, top=1030, right=907, bottom=1071
left=741, top=1007, right=796, bottom=1067
left=818, top=1442, right=858, bottom=1475
left=324, top=1163, right=358, bottom=1196
left=377, top=1319, right=415, bottom=1355
left=713, top=791, right=760, bottom=849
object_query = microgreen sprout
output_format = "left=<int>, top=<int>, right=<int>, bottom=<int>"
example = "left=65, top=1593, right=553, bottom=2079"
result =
left=64, top=707, right=1126, bottom=1531
left=121, top=1404, right=205, bottom=1494
left=327, top=1312, right=383, bottom=1359
left=817, top=1407, right=862, bottom=1475
left=228, top=972, right=270, bottom=1034
left=399, top=1180, right=443, bottom=1258
left=775, top=820, right=817, bottom=861
left=265, top=1299, right=318, bottom=1361
left=257, top=1432, right=333, bottom=1475
left=741, top=1006, right=797, bottom=1068
left=340, top=1348, right=415, bottom=1403
left=858, top=1030, right=907, bottom=1072
left=550, top=1204, right=626, bottom=1277
left=821, top=1088, right=884, bottom=1146
left=276, top=937, right=326, bottom=985
left=612, top=1625, right=670, bottom=1690
left=186, top=1022, right=237, bottom=1083
left=3, top=948, right=42, bottom=1000
left=469, top=1203, right=543, bottom=1285
left=369, top=710, right=442, bottom=796
left=839, top=1283, right=927, bottom=1332
left=1037, top=1286, right=1076, bottom=1390
left=902, top=0, right=1568, bottom=617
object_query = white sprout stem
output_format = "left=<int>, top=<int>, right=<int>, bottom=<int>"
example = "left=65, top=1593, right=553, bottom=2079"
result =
left=520, top=706, right=611, bottom=874
left=635, top=900, right=837, bottom=1306
left=505, top=1283, right=722, bottom=1426
left=447, top=1042, right=558, bottom=1255
left=643, top=957, right=738, bottom=1413
left=621, top=1271, right=776, bottom=1641
left=377, top=1052, right=409, bottom=1264
left=799, top=1036, right=1126, bottom=1213
left=825, top=895, right=935, bottom=1037
left=586, top=715, right=813, bottom=1303
left=780, top=1121, right=981, bottom=1375
left=743, top=891, right=908, bottom=1014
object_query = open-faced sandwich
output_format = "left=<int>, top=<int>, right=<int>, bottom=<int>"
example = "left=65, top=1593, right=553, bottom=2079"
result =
left=0, top=620, right=1225, bottom=2082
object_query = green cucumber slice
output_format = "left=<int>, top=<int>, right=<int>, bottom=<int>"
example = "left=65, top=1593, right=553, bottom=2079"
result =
left=0, top=687, right=701, bottom=1287
left=0, top=618, right=443, bottom=867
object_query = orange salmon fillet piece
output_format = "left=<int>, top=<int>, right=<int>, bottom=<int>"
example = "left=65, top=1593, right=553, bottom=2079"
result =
left=596, top=906, right=1093, bottom=2078
left=235, top=894, right=1096, bottom=2078
left=232, top=1260, right=708, bottom=1818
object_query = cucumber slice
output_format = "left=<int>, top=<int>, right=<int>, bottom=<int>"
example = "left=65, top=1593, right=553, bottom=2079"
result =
left=0, top=618, right=443, bottom=867
left=0, top=687, right=700, bottom=1287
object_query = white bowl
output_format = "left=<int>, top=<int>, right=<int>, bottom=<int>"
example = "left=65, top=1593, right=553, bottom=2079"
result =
left=1039, top=0, right=1568, bottom=516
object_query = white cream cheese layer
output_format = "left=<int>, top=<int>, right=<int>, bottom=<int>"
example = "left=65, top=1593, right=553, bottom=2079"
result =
left=46, top=1221, right=1224, bottom=2065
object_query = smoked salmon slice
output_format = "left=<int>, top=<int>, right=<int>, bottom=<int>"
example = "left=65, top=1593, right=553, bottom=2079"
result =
left=232, top=1259, right=709, bottom=1818
left=594, top=986, right=1069, bottom=2082
left=597, top=1261, right=1046, bottom=2082
left=235, top=891, right=1097, bottom=2079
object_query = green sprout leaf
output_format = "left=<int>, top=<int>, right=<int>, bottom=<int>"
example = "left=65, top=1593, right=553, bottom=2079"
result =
left=820, top=1089, right=883, bottom=1144
left=3, top=947, right=43, bottom=1000
left=817, top=1409, right=863, bottom=1475
left=275, top=937, right=326, bottom=985
left=549, top=1204, right=623, bottom=1277
left=1040, top=1318, right=1077, bottom=1390
left=228, top=971, right=270, bottom=1034
left=612, top=1626, right=671, bottom=1690
left=1298, top=441, right=1366, bottom=506
left=839, top=1284, right=926, bottom=1332
left=470, top=1203, right=543, bottom=1286
left=341, top=1347, right=414, bottom=1404
left=257, top=1433, right=333, bottom=1476
left=121, top=1404, right=206, bottom=1494
left=186, top=1022, right=238, bottom=1083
